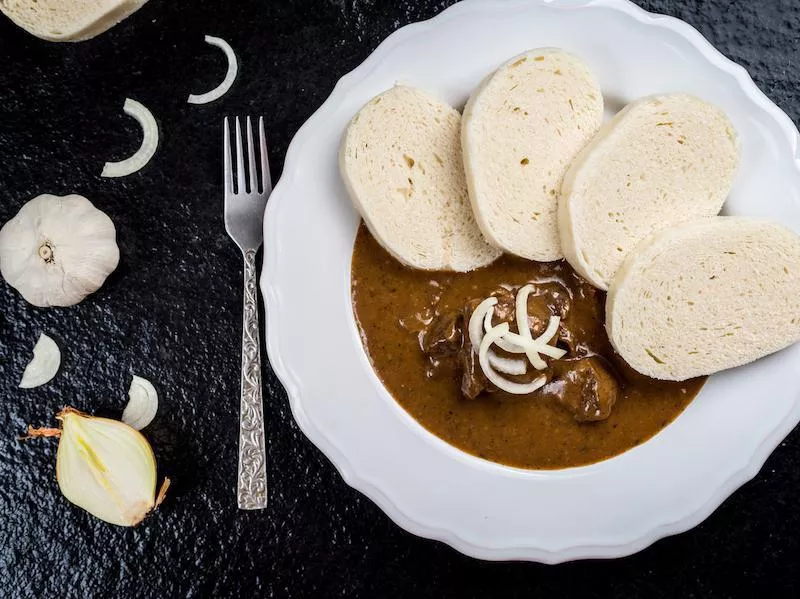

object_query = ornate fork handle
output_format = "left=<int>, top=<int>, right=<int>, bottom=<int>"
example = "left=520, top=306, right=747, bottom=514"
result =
left=237, top=248, right=268, bottom=509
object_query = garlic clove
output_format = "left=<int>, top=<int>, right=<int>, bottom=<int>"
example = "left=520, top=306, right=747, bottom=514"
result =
left=122, top=375, right=159, bottom=430
left=54, top=408, right=165, bottom=526
left=0, top=194, right=120, bottom=307
left=19, top=333, right=61, bottom=388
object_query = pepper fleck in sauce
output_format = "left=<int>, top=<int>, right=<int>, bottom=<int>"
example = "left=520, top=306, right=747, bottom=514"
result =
left=351, top=224, right=704, bottom=469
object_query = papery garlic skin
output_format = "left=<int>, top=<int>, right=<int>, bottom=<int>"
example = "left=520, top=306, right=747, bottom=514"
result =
left=122, top=375, right=159, bottom=430
left=56, top=409, right=158, bottom=527
left=0, top=194, right=120, bottom=307
left=19, top=333, right=61, bottom=389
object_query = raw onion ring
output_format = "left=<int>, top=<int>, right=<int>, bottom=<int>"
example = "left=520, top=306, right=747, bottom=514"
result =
left=101, top=98, right=158, bottom=178
left=188, top=36, right=238, bottom=105
left=479, top=323, right=547, bottom=395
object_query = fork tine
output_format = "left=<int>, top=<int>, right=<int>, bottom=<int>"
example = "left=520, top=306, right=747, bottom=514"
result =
left=246, top=116, right=258, bottom=194
left=259, top=116, right=272, bottom=196
left=234, top=117, right=246, bottom=194
left=223, top=117, right=232, bottom=193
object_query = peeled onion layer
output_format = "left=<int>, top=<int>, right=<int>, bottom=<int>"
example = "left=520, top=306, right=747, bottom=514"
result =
left=488, top=352, right=527, bottom=376
left=101, top=98, right=159, bottom=178
left=479, top=323, right=547, bottom=395
left=187, top=35, right=238, bottom=104
left=501, top=330, right=567, bottom=359
left=19, top=333, right=61, bottom=389
left=467, top=297, right=527, bottom=375
left=513, top=284, right=547, bottom=369
left=468, top=296, right=497, bottom=349
left=122, top=375, right=158, bottom=430
left=26, top=407, right=169, bottom=527
left=466, top=287, right=571, bottom=393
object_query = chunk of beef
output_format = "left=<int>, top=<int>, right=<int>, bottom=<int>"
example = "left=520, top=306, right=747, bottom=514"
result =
left=490, top=287, right=517, bottom=322
left=478, top=284, right=570, bottom=338
left=557, top=327, right=596, bottom=357
left=423, top=283, right=581, bottom=402
left=421, top=311, right=462, bottom=358
left=545, top=357, right=620, bottom=422
left=529, top=282, right=571, bottom=320
left=517, top=282, right=571, bottom=339
left=461, top=348, right=489, bottom=399
left=555, top=283, right=602, bottom=357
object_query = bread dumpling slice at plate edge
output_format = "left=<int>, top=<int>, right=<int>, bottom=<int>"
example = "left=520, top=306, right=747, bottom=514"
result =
left=559, top=93, right=740, bottom=290
left=0, top=0, right=149, bottom=42
left=462, top=48, right=604, bottom=262
left=340, top=85, right=501, bottom=272
left=606, top=217, right=800, bottom=381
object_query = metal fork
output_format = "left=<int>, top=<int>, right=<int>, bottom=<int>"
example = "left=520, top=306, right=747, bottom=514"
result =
left=223, top=116, right=272, bottom=510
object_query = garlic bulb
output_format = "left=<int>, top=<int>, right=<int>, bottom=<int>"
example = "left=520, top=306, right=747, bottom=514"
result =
left=27, top=407, right=169, bottom=527
left=0, top=194, right=120, bottom=307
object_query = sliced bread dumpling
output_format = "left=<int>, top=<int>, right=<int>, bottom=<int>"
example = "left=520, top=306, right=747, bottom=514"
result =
left=606, top=217, right=800, bottom=381
left=340, top=85, right=501, bottom=271
left=560, top=94, right=740, bottom=290
left=462, top=48, right=604, bottom=261
left=0, top=0, right=149, bottom=42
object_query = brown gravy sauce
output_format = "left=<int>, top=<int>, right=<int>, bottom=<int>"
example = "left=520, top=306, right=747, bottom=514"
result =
left=351, top=224, right=705, bottom=469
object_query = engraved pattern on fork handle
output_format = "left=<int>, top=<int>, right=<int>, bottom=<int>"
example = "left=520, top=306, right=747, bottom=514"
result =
left=237, top=248, right=268, bottom=509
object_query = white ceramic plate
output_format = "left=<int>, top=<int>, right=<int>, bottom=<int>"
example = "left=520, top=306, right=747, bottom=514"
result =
left=262, top=0, right=800, bottom=562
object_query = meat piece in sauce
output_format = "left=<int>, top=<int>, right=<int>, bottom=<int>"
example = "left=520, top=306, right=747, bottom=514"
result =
left=545, top=357, right=620, bottom=422
left=420, top=311, right=462, bottom=358
left=422, top=283, right=623, bottom=422
left=473, top=288, right=516, bottom=326
left=527, top=282, right=570, bottom=320
left=554, top=281, right=601, bottom=357
left=460, top=348, right=489, bottom=399
left=480, top=284, right=571, bottom=338
left=427, top=285, right=570, bottom=399
left=459, top=297, right=506, bottom=398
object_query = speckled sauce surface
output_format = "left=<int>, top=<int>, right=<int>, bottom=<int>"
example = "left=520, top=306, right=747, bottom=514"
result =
left=0, top=1, right=798, bottom=597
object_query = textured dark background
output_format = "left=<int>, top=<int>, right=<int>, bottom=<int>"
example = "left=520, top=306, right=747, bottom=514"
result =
left=0, top=0, right=798, bottom=597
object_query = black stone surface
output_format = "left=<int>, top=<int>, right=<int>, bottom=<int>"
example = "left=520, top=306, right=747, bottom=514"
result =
left=0, top=0, right=798, bottom=597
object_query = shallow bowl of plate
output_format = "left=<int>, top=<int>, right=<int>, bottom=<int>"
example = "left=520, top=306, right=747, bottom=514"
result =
left=262, top=0, right=800, bottom=562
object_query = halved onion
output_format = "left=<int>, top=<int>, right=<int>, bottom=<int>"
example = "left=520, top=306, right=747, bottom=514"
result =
left=479, top=323, right=547, bottom=395
left=101, top=99, right=159, bottom=178
left=187, top=36, right=238, bottom=105
left=55, top=408, right=168, bottom=526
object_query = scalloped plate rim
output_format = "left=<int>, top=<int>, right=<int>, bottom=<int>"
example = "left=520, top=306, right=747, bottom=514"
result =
left=261, top=0, right=800, bottom=562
